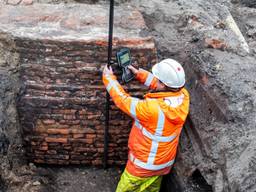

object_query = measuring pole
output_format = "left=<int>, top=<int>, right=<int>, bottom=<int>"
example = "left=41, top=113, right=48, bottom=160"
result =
left=104, top=0, right=114, bottom=169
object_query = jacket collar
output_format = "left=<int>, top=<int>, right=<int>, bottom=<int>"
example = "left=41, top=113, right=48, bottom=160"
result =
left=144, top=89, right=184, bottom=99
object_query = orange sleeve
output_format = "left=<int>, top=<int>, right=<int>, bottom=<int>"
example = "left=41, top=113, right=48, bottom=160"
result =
left=136, top=68, right=158, bottom=90
left=103, top=74, right=150, bottom=122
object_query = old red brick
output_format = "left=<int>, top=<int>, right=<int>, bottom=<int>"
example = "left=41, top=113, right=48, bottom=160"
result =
left=70, top=138, right=94, bottom=144
left=205, top=38, right=228, bottom=50
left=46, top=159, right=59, bottom=164
left=70, top=160, right=80, bottom=164
left=73, top=134, right=85, bottom=139
left=76, top=147, right=97, bottom=153
left=34, top=150, right=44, bottom=155
left=66, top=120, right=80, bottom=125
left=45, top=154, right=69, bottom=160
left=81, top=160, right=90, bottom=164
left=58, top=160, right=70, bottom=165
left=71, top=127, right=95, bottom=134
left=86, top=134, right=96, bottom=139
left=45, top=137, right=68, bottom=143
left=64, top=115, right=76, bottom=120
left=63, top=146, right=72, bottom=150
left=47, top=129, right=70, bottom=135
left=79, top=109, right=87, bottom=115
left=59, top=120, right=67, bottom=124
left=43, top=119, right=55, bottom=125
left=39, top=145, right=48, bottom=151
left=41, top=142, right=48, bottom=146
left=95, top=143, right=104, bottom=148
left=34, top=159, right=44, bottom=164
left=92, top=159, right=102, bottom=166
left=47, top=150, right=57, bottom=155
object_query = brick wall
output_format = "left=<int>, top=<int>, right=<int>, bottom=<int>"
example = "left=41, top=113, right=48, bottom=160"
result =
left=17, top=39, right=156, bottom=165
left=0, top=4, right=157, bottom=165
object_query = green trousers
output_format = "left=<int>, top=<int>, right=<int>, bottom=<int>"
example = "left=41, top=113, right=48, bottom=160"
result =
left=116, top=169, right=162, bottom=192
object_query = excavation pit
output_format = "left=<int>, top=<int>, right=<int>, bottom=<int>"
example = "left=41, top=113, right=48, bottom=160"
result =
left=0, top=4, right=157, bottom=166
left=2, top=1, right=256, bottom=191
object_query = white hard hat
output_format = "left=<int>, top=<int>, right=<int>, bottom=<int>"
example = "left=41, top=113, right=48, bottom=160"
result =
left=152, top=59, right=185, bottom=88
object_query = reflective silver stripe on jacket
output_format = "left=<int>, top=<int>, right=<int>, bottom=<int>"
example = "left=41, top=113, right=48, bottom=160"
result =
left=130, top=103, right=177, bottom=170
left=129, top=153, right=175, bottom=171
left=135, top=121, right=176, bottom=143
left=130, top=98, right=139, bottom=118
left=144, top=73, right=155, bottom=87
left=106, top=75, right=177, bottom=171
left=106, top=76, right=125, bottom=98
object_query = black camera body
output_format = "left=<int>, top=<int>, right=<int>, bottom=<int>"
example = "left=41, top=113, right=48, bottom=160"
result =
left=116, top=48, right=134, bottom=83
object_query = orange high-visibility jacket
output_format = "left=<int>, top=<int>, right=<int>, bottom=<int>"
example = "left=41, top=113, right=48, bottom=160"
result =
left=103, top=68, right=190, bottom=177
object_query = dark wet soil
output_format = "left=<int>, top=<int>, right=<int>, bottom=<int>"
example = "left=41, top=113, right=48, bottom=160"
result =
left=45, top=166, right=121, bottom=192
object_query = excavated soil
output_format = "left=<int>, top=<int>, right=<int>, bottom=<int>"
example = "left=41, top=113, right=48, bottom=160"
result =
left=46, top=166, right=120, bottom=192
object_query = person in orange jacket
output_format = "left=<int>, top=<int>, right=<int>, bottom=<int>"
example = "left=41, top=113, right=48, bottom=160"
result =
left=102, top=58, right=190, bottom=192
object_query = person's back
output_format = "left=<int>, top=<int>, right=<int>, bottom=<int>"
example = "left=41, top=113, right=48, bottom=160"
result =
left=102, top=58, right=190, bottom=192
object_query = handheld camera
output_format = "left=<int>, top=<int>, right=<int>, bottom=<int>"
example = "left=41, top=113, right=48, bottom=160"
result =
left=116, top=48, right=134, bottom=83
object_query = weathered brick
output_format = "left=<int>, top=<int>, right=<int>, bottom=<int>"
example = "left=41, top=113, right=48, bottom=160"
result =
left=70, top=160, right=81, bottom=164
left=46, top=150, right=57, bottom=155
left=34, top=150, right=45, bottom=155
left=11, top=4, right=157, bottom=165
left=46, top=159, right=59, bottom=164
left=41, top=142, right=48, bottom=146
left=45, top=137, right=68, bottom=143
left=79, top=109, right=87, bottom=115
left=76, top=147, right=97, bottom=153
left=70, top=127, right=95, bottom=134
left=58, top=160, right=70, bottom=165
left=39, top=145, right=48, bottom=151
left=69, top=138, right=94, bottom=144
left=73, top=134, right=85, bottom=139
left=92, top=159, right=102, bottom=166
left=63, top=115, right=76, bottom=120
left=43, top=119, right=55, bottom=125
left=45, top=154, right=69, bottom=160
left=34, top=159, right=45, bottom=164
left=81, top=160, right=90, bottom=164
left=63, top=146, right=72, bottom=150
left=205, top=38, right=228, bottom=50
left=70, top=155, right=87, bottom=161
left=47, top=129, right=70, bottom=135
left=86, top=134, right=96, bottom=139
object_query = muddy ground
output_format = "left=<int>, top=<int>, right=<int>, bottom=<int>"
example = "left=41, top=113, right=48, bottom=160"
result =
left=48, top=166, right=120, bottom=192
left=0, top=161, right=121, bottom=192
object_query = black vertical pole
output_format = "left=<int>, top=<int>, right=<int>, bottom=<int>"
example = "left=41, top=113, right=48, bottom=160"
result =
left=104, top=0, right=114, bottom=169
